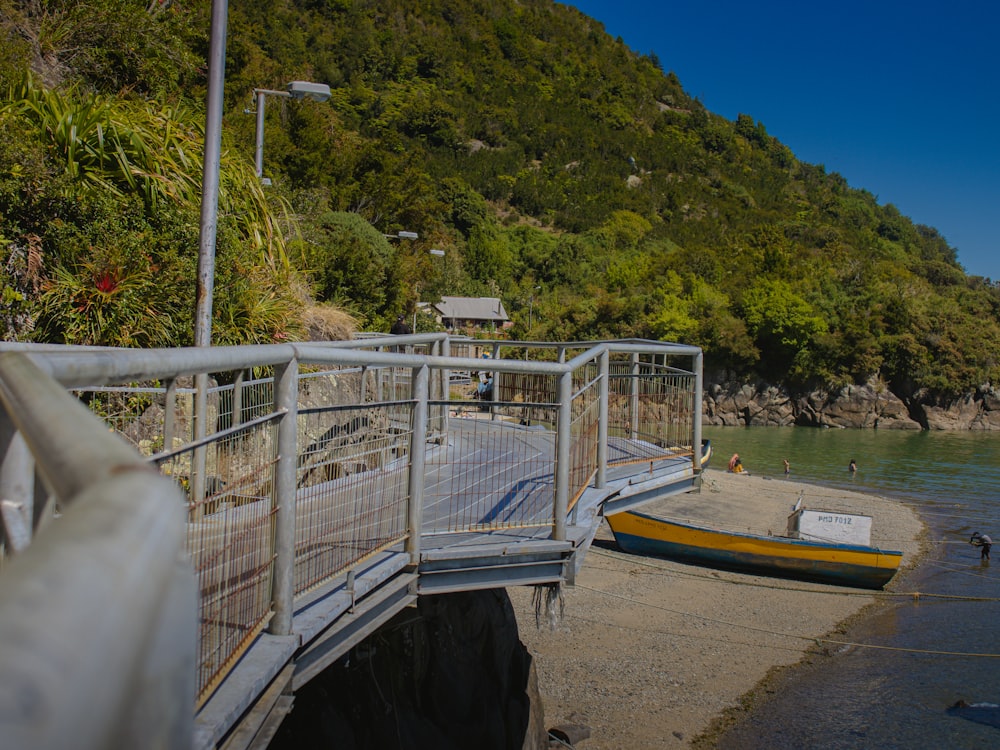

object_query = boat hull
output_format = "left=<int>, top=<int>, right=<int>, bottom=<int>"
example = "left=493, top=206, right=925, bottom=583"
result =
left=606, top=510, right=902, bottom=590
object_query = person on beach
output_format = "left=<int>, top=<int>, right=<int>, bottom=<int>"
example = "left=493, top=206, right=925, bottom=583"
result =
left=971, top=531, right=992, bottom=561
left=728, top=453, right=740, bottom=472
left=783, top=458, right=790, bottom=476
left=849, top=459, right=857, bottom=474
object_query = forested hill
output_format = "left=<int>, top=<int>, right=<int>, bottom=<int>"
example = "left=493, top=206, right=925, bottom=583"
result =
left=1, top=0, right=999, bottom=401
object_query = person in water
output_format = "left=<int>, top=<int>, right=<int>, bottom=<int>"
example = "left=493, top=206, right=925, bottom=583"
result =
left=783, top=458, right=790, bottom=477
left=849, top=459, right=857, bottom=473
left=971, top=531, right=992, bottom=561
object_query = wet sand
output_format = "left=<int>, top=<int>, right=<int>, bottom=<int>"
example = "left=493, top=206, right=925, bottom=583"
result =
left=508, top=468, right=927, bottom=748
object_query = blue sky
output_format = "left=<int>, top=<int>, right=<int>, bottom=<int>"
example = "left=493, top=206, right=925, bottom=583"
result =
left=565, top=1, right=1000, bottom=280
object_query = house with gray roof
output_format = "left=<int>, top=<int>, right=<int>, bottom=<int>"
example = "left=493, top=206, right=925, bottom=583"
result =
left=430, top=296, right=510, bottom=333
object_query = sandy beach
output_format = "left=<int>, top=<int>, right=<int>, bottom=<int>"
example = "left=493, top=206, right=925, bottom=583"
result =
left=508, top=468, right=927, bottom=748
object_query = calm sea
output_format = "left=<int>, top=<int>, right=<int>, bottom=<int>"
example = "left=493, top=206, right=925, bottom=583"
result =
left=702, top=426, right=1000, bottom=749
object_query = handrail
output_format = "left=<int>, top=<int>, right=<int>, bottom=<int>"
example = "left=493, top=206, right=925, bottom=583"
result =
left=0, top=353, right=195, bottom=750
left=0, top=339, right=697, bottom=388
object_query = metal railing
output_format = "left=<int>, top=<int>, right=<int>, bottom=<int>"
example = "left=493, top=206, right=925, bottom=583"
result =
left=0, top=352, right=196, bottom=750
left=0, top=335, right=701, bottom=738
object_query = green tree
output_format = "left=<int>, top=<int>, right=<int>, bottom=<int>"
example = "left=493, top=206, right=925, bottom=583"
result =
left=741, top=279, right=829, bottom=382
left=299, top=211, right=399, bottom=325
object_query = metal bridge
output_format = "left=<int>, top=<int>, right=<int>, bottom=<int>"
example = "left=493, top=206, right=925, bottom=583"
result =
left=0, top=334, right=703, bottom=750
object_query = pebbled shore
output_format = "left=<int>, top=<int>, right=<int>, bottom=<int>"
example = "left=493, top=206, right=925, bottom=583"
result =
left=508, top=468, right=927, bottom=749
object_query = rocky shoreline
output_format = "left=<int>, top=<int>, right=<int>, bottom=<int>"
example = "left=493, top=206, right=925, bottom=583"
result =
left=704, top=377, right=1000, bottom=430
left=508, top=469, right=927, bottom=749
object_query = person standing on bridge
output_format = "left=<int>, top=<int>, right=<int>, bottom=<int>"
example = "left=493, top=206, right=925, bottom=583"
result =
left=390, top=315, right=411, bottom=335
left=389, top=314, right=411, bottom=353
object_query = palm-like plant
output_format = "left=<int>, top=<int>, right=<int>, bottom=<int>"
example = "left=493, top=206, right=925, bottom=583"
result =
left=2, top=75, right=304, bottom=346
left=3, top=76, right=284, bottom=261
left=37, top=261, right=176, bottom=346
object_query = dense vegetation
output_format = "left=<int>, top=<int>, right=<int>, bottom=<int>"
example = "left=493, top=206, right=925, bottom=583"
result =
left=1, top=0, right=998, bottom=400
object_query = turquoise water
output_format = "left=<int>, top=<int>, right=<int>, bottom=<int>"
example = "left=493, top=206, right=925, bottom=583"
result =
left=702, top=426, right=1000, bottom=749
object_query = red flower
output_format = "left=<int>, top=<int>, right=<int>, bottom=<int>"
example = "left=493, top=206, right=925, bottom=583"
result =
left=94, top=270, right=119, bottom=294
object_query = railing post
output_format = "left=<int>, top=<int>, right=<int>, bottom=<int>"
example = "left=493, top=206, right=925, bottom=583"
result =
left=553, top=369, right=572, bottom=541
left=0, top=411, right=34, bottom=555
left=406, top=364, right=429, bottom=564
left=487, top=344, right=498, bottom=421
left=269, top=358, right=299, bottom=636
left=596, top=350, right=609, bottom=489
left=191, top=372, right=209, bottom=512
left=232, top=368, right=244, bottom=428
left=162, top=377, right=177, bottom=455
left=693, top=350, right=703, bottom=473
left=629, top=352, right=639, bottom=440
left=440, top=336, right=450, bottom=438
left=360, top=365, right=369, bottom=404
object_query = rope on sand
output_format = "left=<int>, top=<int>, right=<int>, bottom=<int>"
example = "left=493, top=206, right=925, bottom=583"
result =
left=575, top=583, right=1000, bottom=658
left=589, top=547, right=1000, bottom=601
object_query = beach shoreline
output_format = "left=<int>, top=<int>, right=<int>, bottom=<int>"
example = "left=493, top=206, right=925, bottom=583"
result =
left=508, top=468, right=928, bottom=749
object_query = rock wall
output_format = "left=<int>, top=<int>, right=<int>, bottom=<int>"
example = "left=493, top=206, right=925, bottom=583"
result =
left=271, top=589, right=549, bottom=750
left=703, top=376, right=1000, bottom=430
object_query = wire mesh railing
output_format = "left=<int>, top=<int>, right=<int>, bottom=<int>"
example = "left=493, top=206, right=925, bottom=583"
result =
left=569, top=362, right=602, bottom=507
left=293, top=401, right=412, bottom=596
left=150, top=413, right=280, bottom=703
left=608, top=358, right=697, bottom=463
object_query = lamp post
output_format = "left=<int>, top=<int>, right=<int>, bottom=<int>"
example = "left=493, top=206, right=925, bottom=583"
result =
left=528, top=286, right=541, bottom=330
left=381, top=231, right=419, bottom=329
left=251, top=81, right=331, bottom=183
left=414, top=248, right=445, bottom=331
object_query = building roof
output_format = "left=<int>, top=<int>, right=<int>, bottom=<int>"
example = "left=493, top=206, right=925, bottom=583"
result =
left=432, top=296, right=509, bottom=322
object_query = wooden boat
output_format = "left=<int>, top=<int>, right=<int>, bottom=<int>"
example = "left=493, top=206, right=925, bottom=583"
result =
left=605, top=508, right=903, bottom=590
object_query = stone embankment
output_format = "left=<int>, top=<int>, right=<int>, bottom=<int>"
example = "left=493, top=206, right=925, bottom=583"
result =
left=704, top=376, right=1000, bottom=430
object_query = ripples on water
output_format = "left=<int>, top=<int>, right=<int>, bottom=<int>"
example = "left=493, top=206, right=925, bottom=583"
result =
left=703, top=427, right=1000, bottom=749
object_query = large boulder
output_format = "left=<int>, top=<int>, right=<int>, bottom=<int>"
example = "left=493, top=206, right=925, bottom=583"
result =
left=703, top=382, right=795, bottom=427
left=915, top=386, right=1000, bottom=430
left=795, top=381, right=920, bottom=430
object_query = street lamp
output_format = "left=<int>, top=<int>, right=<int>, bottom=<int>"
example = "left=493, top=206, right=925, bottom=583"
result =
left=414, top=248, right=445, bottom=330
left=250, top=80, right=332, bottom=182
left=528, top=286, right=541, bottom=330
